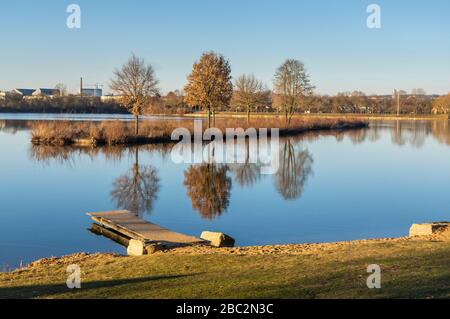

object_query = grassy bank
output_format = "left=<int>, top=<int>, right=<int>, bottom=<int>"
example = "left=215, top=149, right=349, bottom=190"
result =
left=30, top=118, right=368, bottom=146
left=1, top=230, right=450, bottom=299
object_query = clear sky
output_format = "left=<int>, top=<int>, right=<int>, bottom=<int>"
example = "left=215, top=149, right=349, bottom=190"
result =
left=0, top=0, right=449, bottom=95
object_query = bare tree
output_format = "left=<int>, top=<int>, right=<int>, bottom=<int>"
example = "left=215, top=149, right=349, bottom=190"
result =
left=54, top=83, right=68, bottom=97
left=184, top=51, right=233, bottom=128
left=350, top=91, right=369, bottom=113
left=273, top=59, right=314, bottom=125
left=110, top=54, right=159, bottom=135
left=165, top=90, right=185, bottom=109
left=232, top=74, right=266, bottom=123
left=411, top=88, right=426, bottom=96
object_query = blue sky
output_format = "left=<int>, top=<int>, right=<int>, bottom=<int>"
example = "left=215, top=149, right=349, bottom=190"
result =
left=0, top=0, right=449, bottom=95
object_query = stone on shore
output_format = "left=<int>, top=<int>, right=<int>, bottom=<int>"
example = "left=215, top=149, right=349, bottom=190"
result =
left=127, top=240, right=166, bottom=256
left=409, top=222, right=450, bottom=237
left=127, top=239, right=146, bottom=256
left=201, top=231, right=235, bottom=247
left=145, top=243, right=165, bottom=255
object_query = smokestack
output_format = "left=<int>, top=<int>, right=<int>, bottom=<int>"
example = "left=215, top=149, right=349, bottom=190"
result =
left=80, top=77, right=83, bottom=98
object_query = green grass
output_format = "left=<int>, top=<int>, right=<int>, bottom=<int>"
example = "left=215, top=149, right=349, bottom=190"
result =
left=1, top=238, right=450, bottom=299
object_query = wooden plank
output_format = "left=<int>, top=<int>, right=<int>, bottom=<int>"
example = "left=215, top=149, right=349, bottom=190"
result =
left=89, top=223, right=131, bottom=248
left=87, top=210, right=205, bottom=246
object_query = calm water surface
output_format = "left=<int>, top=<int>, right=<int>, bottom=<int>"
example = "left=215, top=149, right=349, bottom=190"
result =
left=1, top=115, right=450, bottom=269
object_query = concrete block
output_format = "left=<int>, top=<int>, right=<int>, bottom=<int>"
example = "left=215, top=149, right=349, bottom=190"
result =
left=127, top=239, right=146, bottom=256
left=409, top=222, right=450, bottom=237
left=201, top=231, right=235, bottom=247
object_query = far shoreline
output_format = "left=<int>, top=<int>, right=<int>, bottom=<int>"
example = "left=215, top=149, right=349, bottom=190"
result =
left=0, top=111, right=448, bottom=122
left=176, top=112, right=449, bottom=121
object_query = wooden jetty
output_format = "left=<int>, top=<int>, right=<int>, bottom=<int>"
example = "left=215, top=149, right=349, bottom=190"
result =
left=87, top=210, right=205, bottom=247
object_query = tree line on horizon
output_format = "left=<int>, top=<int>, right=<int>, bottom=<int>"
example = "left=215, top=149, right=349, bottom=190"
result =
left=1, top=51, right=449, bottom=129
left=110, top=52, right=449, bottom=133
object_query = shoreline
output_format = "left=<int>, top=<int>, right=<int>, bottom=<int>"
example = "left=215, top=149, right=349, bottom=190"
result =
left=2, top=227, right=450, bottom=299
left=8, top=224, right=450, bottom=272
left=1, top=112, right=448, bottom=122
left=176, top=112, right=449, bottom=121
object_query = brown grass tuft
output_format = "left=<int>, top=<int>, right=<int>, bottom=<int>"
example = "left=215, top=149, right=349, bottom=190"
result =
left=30, top=117, right=368, bottom=147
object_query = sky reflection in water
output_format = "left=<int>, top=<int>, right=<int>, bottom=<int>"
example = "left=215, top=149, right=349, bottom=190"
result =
left=0, top=118, right=449, bottom=269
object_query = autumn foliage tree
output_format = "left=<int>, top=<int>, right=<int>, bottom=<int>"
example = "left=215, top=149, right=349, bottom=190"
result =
left=110, top=54, right=159, bottom=135
left=184, top=52, right=233, bottom=127
left=273, top=59, right=315, bottom=125
left=432, top=94, right=450, bottom=114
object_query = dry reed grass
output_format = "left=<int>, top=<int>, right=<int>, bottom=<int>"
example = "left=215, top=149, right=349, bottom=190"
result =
left=31, top=117, right=368, bottom=146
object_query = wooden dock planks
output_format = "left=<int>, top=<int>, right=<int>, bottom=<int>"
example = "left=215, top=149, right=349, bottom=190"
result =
left=87, top=210, right=205, bottom=246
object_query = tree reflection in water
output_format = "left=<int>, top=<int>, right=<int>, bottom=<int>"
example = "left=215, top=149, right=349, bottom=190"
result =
left=184, top=163, right=232, bottom=220
left=230, top=142, right=261, bottom=187
left=110, top=147, right=160, bottom=217
left=391, top=120, right=408, bottom=146
left=232, top=161, right=261, bottom=187
left=26, top=120, right=450, bottom=220
left=275, top=139, right=313, bottom=201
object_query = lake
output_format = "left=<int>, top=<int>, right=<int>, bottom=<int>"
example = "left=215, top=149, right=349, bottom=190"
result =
left=1, top=115, right=449, bottom=270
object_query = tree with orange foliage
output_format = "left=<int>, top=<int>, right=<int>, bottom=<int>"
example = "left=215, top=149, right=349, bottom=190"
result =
left=432, top=94, right=450, bottom=114
left=184, top=52, right=233, bottom=127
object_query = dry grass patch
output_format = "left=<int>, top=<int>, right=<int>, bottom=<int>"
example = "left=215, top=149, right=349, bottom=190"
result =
left=30, top=118, right=368, bottom=147
left=1, top=233, right=450, bottom=299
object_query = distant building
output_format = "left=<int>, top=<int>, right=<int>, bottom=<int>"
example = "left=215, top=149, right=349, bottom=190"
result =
left=81, top=88, right=103, bottom=97
left=12, top=89, right=35, bottom=97
left=32, top=88, right=59, bottom=97
left=10, top=88, right=59, bottom=99
left=0, top=90, right=24, bottom=101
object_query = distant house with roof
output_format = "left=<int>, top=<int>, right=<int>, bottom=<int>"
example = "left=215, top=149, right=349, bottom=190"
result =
left=12, top=89, right=35, bottom=97
left=32, top=88, right=59, bottom=97
left=11, top=88, right=59, bottom=99
left=1, top=90, right=26, bottom=101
